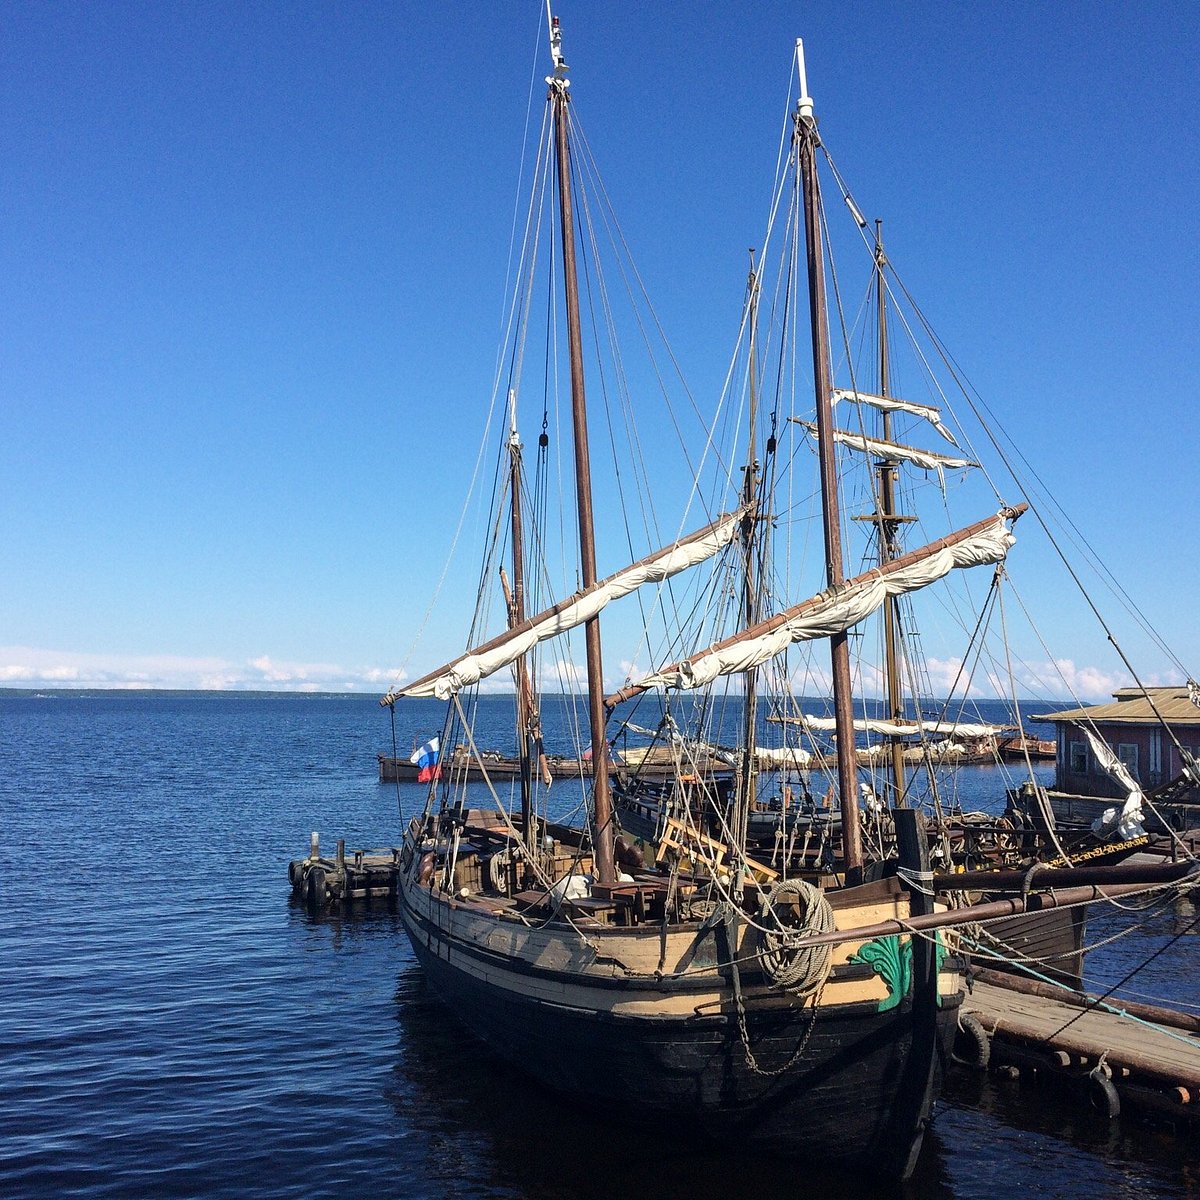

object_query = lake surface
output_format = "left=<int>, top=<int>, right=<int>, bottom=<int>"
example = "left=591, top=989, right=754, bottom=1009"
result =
left=1, top=691, right=1197, bottom=1199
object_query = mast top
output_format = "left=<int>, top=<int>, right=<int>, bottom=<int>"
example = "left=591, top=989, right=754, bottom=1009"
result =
left=795, top=38, right=814, bottom=123
left=507, top=387, right=521, bottom=449
left=547, top=10, right=569, bottom=82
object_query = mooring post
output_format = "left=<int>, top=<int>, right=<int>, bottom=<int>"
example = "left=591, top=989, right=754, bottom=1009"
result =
left=310, top=831, right=320, bottom=861
left=336, top=838, right=345, bottom=867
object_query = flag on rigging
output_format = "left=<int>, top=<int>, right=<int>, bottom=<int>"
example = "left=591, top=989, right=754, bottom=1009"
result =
left=409, top=736, right=441, bottom=782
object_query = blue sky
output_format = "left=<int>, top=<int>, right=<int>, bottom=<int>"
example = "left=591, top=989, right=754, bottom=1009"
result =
left=2, top=2, right=1197, bottom=698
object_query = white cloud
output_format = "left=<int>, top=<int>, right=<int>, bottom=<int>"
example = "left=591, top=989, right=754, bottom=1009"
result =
left=998, top=659, right=1129, bottom=705
left=0, top=646, right=405, bottom=692
left=782, top=653, right=1140, bottom=705
left=539, top=660, right=586, bottom=691
left=1, top=643, right=1171, bottom=705
left=361, top=666, right=405, bottom=685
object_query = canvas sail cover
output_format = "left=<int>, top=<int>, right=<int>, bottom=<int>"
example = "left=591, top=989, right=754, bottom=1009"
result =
left=831, top=389, right=960, bottom=447
left=791, top=716, right=1003, bottom=738
left=623, top=511, right=1016, bottom=696
left=793, top=420, right=975, bottom=474
left=622, top=721, right=811, bottom=769
left=755, top=745, right=814, bottom=768
left=1079, top=725, right=1147, bottom=840
left=384, top=509, right=744, bottom=703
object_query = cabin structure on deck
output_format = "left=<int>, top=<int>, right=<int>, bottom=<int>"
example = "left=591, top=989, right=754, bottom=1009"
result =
left=1041, top=686, right=1200, bottom=804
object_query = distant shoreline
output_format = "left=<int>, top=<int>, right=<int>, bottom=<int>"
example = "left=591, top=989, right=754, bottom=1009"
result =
left=0, top=687, right=386, bottom=699
left=0, top=686, right=1068, bottom=712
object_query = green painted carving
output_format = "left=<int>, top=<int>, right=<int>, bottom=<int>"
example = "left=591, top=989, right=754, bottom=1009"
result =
left=852, top=935, right=909, bottom=1012
left=852, top=932, right=949, bottom=1012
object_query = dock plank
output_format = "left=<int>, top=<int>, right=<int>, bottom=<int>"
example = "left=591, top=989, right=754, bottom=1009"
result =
left=965, top=979, right=1200, bottom=1087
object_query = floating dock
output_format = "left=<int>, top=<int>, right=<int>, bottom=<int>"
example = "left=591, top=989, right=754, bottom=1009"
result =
left=958, top=965, right=1200, bottom=1127
left=288, top=833, right=403, bottom=908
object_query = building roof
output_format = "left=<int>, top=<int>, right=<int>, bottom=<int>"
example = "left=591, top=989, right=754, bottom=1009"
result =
left=1039, top=686, right=1200, bottom=726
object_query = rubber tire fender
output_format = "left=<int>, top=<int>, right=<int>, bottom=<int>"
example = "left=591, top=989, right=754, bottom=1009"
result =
left=952, top=1012, right=990, bottom=1070
left=1088, top=1067, right=1120, bottom=1119
left=305, top=866, right=328, bottom=912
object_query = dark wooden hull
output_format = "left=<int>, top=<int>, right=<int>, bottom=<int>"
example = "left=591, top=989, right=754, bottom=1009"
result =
left=998, top=737, right=1055, bottom=761
left=1012, top=787, right=1200, bottom=835
left=971, top=905, right=1086, bottom=989
left=399, top=884, right=960, bottom=1182
left=380, top=751, right=733, bottom=785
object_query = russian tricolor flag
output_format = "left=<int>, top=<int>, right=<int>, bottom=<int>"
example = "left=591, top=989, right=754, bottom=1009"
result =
left=410, top=736, right=441, bottom=782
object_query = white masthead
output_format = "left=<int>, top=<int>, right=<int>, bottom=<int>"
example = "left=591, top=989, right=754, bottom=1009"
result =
left=796, top=38, right=814, bottom=122
left=547, top=9, right=568, bottom=80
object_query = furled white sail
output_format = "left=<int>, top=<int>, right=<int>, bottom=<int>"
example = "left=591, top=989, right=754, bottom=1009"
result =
left=621, top=722, right=810, bottom=769
left=755, top=745, right=814, bottom=768
left=385, top=509, right=744, bottom=703
left=624, top=510, right=1016, bottom=696
left=789, top=716, right=1003, bottom=738
left=792, top=420, right=975, bottom=474
left=1080, top=725, right=1147, bottom=841
left=831, top=389, right=960, bottom=447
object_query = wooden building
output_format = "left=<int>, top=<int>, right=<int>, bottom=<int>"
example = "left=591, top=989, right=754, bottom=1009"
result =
left=1043, top=687, right=1200, bottom=799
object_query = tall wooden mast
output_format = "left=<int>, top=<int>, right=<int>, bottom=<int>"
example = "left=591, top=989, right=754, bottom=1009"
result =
left=737, top=255, right=762, bottom=857
left=503, top=391, right=537, bottom=846
left=874, top=223, right=909, bottom=806
left=548, top=16, right=616, bottom=884
left=794, top=42, right=864, bottom=874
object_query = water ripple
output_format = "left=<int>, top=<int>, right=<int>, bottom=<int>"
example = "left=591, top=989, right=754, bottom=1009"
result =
left=1, top=693, right=1196, bottom=1199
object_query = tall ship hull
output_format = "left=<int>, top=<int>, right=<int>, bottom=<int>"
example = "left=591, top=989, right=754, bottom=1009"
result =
left=396, top=814, right=962, bottom=1181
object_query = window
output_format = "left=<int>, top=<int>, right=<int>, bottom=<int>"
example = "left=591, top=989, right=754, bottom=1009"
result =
left=1117, top=743, right=1139, bottom=779
left=1150, top=728, right=1162, bottom=782
left=1069, top=741, right=1087, bottom=774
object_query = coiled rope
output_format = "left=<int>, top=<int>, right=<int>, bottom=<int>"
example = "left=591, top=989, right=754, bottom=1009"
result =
left=756, top=879, right=836, bottom=996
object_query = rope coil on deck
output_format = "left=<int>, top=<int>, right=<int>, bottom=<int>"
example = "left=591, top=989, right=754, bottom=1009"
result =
left=756, top=879, right=836, bottom=996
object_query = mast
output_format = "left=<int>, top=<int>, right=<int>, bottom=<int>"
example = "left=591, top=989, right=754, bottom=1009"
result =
left=548, top=16, right=616, bottom=885
left=874, top=222, right=908, bottom=805
left=504, top=392, right=536, bottom=847
left=738, top=254, right=762, bottom=858
left=795, top=41, right=863, bottom=874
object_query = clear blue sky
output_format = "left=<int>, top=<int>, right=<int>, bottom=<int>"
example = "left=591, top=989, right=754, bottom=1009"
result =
left=2, top=2, right=1196, bottom=697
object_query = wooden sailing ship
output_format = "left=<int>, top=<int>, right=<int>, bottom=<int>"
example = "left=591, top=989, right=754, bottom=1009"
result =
left=378, top=741, right=731, bottom=784
left=382, top=19, right=1198, bottom=1184
left=384, top=26, right=972, bottom=1181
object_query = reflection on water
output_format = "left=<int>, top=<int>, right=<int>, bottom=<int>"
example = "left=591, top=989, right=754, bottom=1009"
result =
left=388, top=967, right=934, bottom=1200
left=939, top=1069, right=1198, bottom=1198
left=385, top=955, right=1198, bottom=1200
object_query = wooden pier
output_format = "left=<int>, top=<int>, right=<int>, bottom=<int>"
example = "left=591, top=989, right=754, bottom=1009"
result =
left=958, top=965, right=1200, bottom=1127
left=288, top=833, right=403, bottom=908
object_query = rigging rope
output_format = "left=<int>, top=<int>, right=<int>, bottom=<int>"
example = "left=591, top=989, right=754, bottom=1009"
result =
left=755, top=878, right=836, bottom=995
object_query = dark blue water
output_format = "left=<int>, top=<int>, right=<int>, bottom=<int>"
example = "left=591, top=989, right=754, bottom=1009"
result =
left=1, top=692, right=1197, bottom=1199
